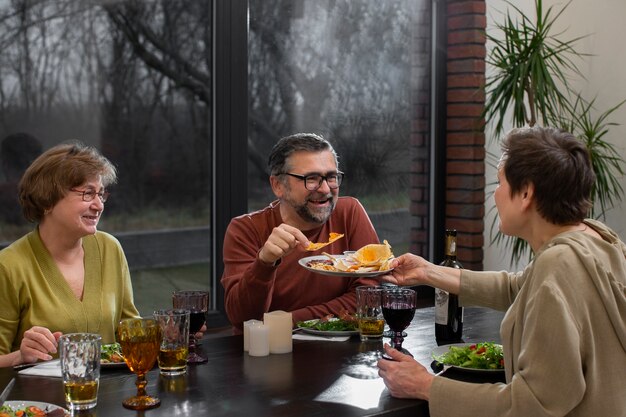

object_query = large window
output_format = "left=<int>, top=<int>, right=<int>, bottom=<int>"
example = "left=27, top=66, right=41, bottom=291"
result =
left=0, top=0, right=213, bottom=317
left=247, top=0, right=432, bottom=256
left=0, top=0, right=438, bottom=327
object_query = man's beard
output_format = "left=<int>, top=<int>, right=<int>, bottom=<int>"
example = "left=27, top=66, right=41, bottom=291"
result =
left=285, top=193, right=336, bottom=224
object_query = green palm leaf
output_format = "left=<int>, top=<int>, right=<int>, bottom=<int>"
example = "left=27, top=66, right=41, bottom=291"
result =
left=484, top=0, right=626, bottom=265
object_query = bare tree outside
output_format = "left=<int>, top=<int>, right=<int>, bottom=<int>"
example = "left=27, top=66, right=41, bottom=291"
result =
left=0, top=0, right=431, bottom=312
left=0, top=0, right=212, bottom=242
left=247, top=0, right=418, bottom=209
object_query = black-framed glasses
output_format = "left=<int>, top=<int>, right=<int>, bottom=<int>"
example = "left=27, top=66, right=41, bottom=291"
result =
left=70, top=188, right=110, bottom=203
left=282, top=171, right=344, bottom=191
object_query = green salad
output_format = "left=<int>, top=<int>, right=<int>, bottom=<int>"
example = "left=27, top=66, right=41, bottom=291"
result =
left=296, top=318, right=358, bottom=332
left=434, top=342, right=504, bottom=370
left=101, top=342, right=124, bottom=364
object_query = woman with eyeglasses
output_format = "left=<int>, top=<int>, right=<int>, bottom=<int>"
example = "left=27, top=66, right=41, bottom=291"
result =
left=221, top=133, right=380, bottom=332
left=0, top=141, right=140, bottom=367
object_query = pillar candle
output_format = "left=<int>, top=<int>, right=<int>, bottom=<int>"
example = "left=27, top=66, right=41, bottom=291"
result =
left=248, top=323, right=270, bottom=357
left=263, top=310, right=293, bottom=354
left=243, top=319, right=263, bottom=352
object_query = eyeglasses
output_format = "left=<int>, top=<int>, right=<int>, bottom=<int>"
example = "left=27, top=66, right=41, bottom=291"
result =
left=70, top=188, right=110, bottom=203
left=282, top=171, right=344, bottom=191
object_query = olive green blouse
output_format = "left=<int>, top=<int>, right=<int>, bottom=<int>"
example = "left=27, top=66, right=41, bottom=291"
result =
left=0, top=229, right=140, bottom=354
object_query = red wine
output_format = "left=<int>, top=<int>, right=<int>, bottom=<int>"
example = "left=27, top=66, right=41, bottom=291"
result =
left=382, top=306, right=415, bottom=333
left=189, top=310, right=206, bottom=333
left=435, top=229, right=464, bottom=345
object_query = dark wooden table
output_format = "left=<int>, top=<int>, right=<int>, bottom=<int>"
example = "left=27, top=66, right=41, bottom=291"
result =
left=0, top=307, right=505, bottom=417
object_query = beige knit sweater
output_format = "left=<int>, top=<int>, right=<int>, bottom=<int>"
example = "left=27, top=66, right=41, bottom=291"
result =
left=429, top=219, right=626, bottom=417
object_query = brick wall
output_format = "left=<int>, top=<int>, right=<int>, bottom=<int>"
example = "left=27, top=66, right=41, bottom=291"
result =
left=445, top=0, right=486, bottom=270
left=409, top=0, right=485, bottom=270
left=409, top=1, right=433, bottom=260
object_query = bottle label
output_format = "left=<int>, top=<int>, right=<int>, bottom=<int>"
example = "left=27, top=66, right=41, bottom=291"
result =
left=434, top=288, right=449, bottom=324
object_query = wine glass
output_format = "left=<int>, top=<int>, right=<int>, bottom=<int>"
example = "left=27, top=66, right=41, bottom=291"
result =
left=117, top=318, right=161, bottom=410
left=381, top=288, right=416, bottom=356
left=172, top=290, right=209, bottom=363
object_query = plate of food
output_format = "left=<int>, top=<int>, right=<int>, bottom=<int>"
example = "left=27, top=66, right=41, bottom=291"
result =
left=296, top=317, right=359, bottom=337
left=100, top=342, right=127, bottom=368
left=431, top=342, right=504, bottom=373
left=0, top=401, right=69, bottom=417
left=299, top=241, right=394, bottom=278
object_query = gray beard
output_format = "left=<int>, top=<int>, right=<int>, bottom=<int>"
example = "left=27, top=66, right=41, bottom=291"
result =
left=294, top=198, right=335, bottom=224
left=281, top=180, right=336, bottom=224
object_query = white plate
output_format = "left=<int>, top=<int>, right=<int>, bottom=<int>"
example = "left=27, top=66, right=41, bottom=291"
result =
left=431, top=343, right=505, bottom=373
left=298, top=255, right=393, bottom=278
left=2, top=400, right=69, bottom=416
left=296, top=318, right=359, bottom=337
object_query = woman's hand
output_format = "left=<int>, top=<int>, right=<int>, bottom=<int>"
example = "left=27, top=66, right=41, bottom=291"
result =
left=19, top=326, right=63, bottom=364
left=377, top=344, right=434, bottom=400
left=379, top=253, right=433, bottom=286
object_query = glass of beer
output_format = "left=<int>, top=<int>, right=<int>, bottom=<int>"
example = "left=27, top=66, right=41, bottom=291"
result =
left=117, top=318, right=162, bottom=410
left=154, top=309, right=190, bottom=376
left=59, top=333, right=101, bottom=411
left=356, top=286, right=385, bottom=341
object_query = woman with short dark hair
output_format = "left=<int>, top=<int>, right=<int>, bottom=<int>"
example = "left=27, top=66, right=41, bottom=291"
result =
left=377, top=126, right=626, bottom=416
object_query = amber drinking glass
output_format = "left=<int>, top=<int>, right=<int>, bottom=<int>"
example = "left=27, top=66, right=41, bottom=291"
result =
left=117, top=318, right=162, bottom=410
left=172, top=290, right=209, bottom=363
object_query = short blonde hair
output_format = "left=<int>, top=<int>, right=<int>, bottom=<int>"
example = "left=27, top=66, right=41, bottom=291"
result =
left=18, top=141, right=117, bottom=222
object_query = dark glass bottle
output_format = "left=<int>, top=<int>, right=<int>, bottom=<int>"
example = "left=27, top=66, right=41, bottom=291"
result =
left=435, top=229, right=464, bottom=345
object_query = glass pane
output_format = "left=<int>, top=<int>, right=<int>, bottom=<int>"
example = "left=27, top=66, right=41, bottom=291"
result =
left=0, top=0, right=213, bottom=316
left=248, top=0, right=430, bottom=255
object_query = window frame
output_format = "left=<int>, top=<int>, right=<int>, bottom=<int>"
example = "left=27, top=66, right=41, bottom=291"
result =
left=211, top=0, right=248, bottom=327
left=212, top=0, right=448, bottom=325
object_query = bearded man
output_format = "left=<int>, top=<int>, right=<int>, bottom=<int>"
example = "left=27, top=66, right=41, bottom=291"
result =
left=221, top=133, right=379, bottom=331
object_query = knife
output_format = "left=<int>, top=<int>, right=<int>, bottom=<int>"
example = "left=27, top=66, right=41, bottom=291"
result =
left=0, top=378, right=15, bottom=408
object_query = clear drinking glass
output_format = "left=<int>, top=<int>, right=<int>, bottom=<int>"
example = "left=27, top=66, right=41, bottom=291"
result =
left=154, top=309, right=190, bottom=376
left=59, top=333, right=101, bottom=411
left=172, top=290, right=209, bottom=363
left=356, top=286, right=385, bottom=341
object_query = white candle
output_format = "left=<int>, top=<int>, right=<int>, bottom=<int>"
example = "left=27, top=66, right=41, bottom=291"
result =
left=263, top=310, right=293, bottom=354
left=248, top=323, right=270, bottom=357
left=243, top=319, right=263, bottom=352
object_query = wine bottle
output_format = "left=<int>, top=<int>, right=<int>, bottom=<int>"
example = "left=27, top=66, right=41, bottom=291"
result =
left=435, top=229, right=464, bottom=345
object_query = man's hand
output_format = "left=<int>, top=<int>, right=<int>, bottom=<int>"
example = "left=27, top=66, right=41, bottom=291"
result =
left=19, top=326, right=63, bottom=364
left=258, top=224, right=309, bottom=265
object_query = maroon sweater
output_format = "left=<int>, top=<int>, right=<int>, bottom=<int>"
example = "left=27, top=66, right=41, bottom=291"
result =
left=221, top=197, right=379, bottom=330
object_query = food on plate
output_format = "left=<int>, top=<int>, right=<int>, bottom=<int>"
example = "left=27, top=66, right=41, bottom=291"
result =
left=353, top=240, right=394, bottom=267
left=433, top=342, right=504, bottom=370
left=101, top=342, right=124, bottom=364
left=0, top=404, right=66, bottom=417
left=306, top=232, right=344, bottom=251
left=296, top=310, right=358, bottom=332
left=306, top=240, right=394, bottom=273
left=305, top=259, right=335, bottom=271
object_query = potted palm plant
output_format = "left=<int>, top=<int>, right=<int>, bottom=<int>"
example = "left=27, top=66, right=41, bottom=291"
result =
left=484, top=0, right=625, bottom=264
